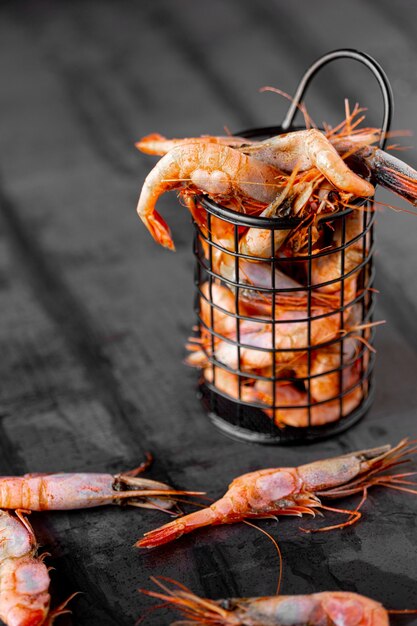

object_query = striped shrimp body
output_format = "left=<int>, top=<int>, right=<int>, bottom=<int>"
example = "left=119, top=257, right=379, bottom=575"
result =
left=0, top=457, right=201, bottom=513
left=137, top=440, right=417, bottom=548
left=0, top=510, right=52, bottom=626
left=141, top=580, right=389, bottom=626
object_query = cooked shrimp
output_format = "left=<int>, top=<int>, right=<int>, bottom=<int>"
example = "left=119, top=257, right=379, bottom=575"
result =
left=136, top=133, right=251, bottom=156
left=202, top=366, right=257, bottom=405
left=198, top=282, right=239, bottom=337
left=141, top=579, right=390, bottom=626
left=253, top=366, right=362, bottom=427
left=189, top=305, right=341, bottom=375
left=237, top=179, right=315, bottom=258
left=136, top=143, right=282, bottom=250
left=0, top=510, right=52, bottom=626
left=241, top=129, right=372, bottom=194
left=244, top=128, right=417, bottom=204
left=0, top=456, right=201, bottom=513
left=311, top=209, right=366, bottom=303
left=215, top=252, right=337, bottom=312
left=309, top=335, right=361, bottom=403
left=218, top=253, right=303, bottom=293
left=137, top=440, right=417, bottom=548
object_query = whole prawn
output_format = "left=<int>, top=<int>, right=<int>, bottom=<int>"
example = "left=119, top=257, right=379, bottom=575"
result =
left=137, top=143, right=283, bottom=250
left=0, top=509, right=70, bottom=626
left=136, top=121, right=417, bottom=249
left=0, top=456, right=201, bottom=514
left=141, top=578, right=391, bottom=626
left=137, top=439, right=417, bottom=548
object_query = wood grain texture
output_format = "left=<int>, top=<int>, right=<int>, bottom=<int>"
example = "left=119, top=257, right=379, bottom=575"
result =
left=0, top=1, right=416, bottom=624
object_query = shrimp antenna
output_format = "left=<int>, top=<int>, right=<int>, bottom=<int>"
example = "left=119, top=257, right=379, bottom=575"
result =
left=243, top=520, right=283, bottom=595
left=139, top=576, right=232, bottom=625
left=47, top=592, right=81, bottom=625
left=259, top=86, right=316, bottom=130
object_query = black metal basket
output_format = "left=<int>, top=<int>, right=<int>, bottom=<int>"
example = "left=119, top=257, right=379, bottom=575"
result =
left=191, top=49, right=393, bottom=444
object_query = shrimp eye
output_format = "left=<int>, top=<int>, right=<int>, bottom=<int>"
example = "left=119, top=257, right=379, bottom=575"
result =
left=277, top=198, right=292, bottom=217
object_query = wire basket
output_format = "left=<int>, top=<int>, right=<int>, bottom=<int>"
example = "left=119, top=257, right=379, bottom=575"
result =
left=191, top=49, right=393, bottom=444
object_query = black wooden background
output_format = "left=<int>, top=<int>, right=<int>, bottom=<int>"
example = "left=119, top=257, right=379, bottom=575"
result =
left=0, top=1, right=416, bottom=625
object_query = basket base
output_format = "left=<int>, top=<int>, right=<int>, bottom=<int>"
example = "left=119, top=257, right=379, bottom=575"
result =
left=199, top=384, right=375, bottom=445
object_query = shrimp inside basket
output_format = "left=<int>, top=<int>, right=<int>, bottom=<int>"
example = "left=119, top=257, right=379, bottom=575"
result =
left=188, top=146, right=376, bottom=443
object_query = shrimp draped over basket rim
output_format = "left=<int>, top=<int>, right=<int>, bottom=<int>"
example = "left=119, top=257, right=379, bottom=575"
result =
left=137, top=439, right=417, bottom=549
left=136, top=119, right=417, bottom=251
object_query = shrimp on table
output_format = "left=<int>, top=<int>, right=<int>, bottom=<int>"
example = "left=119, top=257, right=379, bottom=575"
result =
left=141, top=579, right=390, bottom=626
left=0, top=456, right=201, bottom=513
left=0, top=509, right=70, bottom=626
left=137, top=439, right=417, bottom=548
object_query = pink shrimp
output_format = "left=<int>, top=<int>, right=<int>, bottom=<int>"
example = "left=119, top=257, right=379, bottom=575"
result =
left=311, top=209, right=367, bottom=304
left=136, top=125, right=386, bottom=251
left=198, top=282, right=239, bottom=337
left=0, top=456, right=201, bottom=513
left=202, top=366, right=258, bottom=406
left=141, top=578, right=390, bottom=626
left=137, top=439, right=417, bottom=548
left=0, top=509, right=69, bottom=626
left=214, top=251, right=338, bottom=313
left=136, top=143, right=283, bottom=250
left=241, top=127, right=417, bottom=204
left=136, top=133, right=251, bottom=155
left=309, top=333, right=364, bottom=403
left=253, top=367, right=362, bottom=428
left=189, top=304, right=341, bottom=374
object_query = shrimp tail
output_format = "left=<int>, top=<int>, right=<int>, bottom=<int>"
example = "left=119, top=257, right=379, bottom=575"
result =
left=356, top=147, right=417, bottom=206
left=140, top=207, right=175, bottom=251
left=135, top=133, right=169, bottom=155
left=136, top=506, right=219, bottom=548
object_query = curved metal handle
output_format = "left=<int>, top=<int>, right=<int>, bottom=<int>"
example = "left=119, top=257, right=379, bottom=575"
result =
left=281, top=49, right=393, bottom=149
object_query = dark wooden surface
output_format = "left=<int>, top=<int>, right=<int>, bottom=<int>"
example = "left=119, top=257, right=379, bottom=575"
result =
left=0, top=1, right=417, bottom=624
